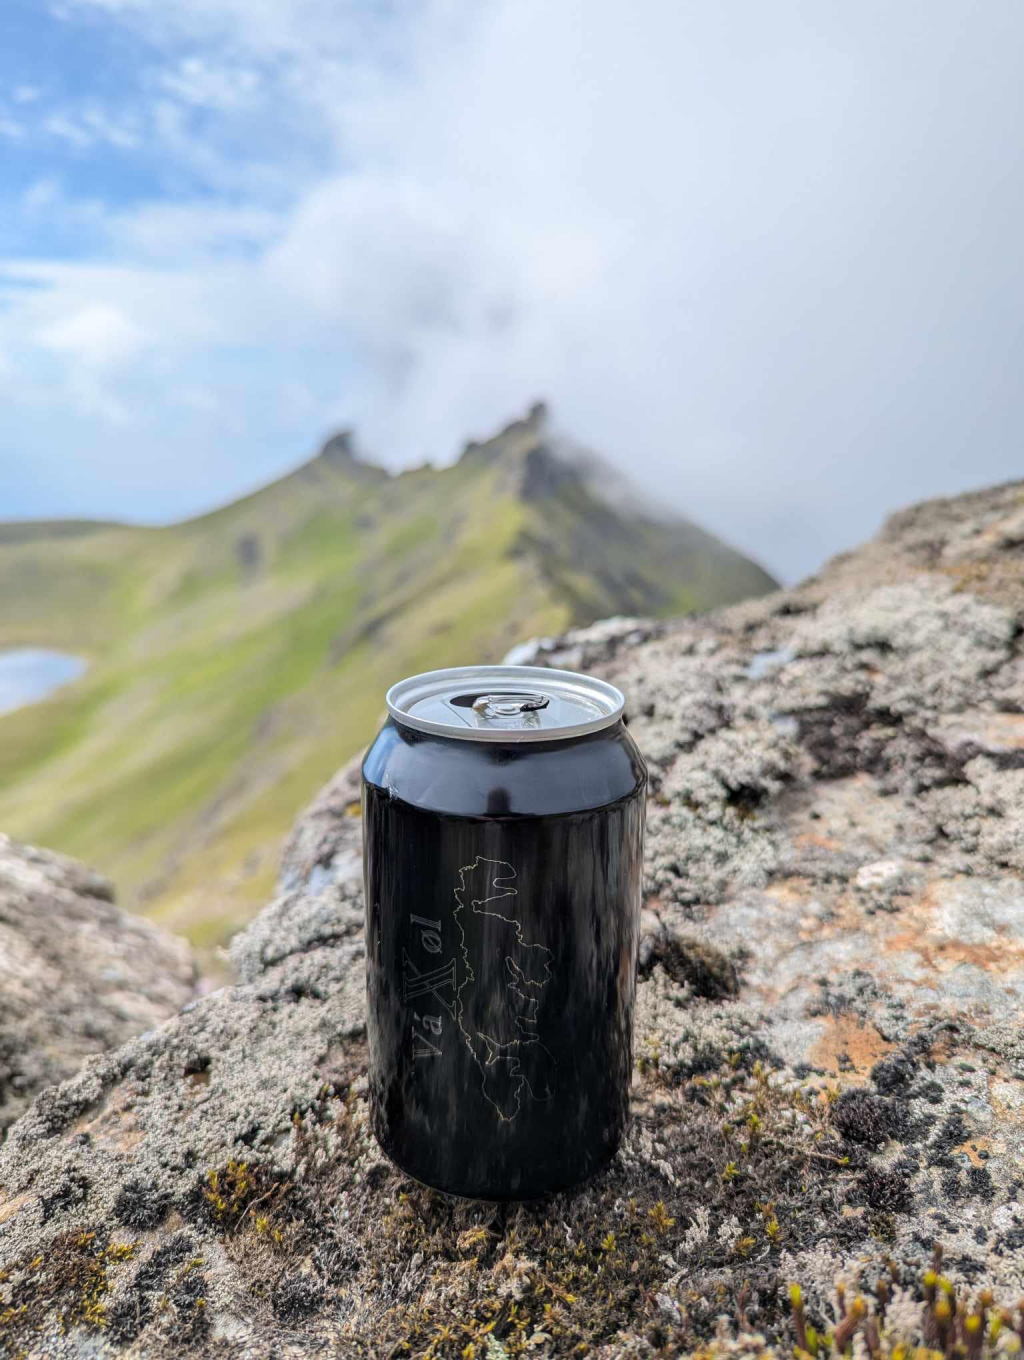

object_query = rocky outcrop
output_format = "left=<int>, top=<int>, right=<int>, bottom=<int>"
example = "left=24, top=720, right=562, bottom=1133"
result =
left=316, top=430, right=389, bottom=481
left=1, top=480, right=1023, bottom=1357
left=0, top=835, right=197, bottom=1138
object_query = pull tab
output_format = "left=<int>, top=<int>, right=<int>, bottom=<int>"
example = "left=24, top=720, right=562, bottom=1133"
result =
left=471, top=692, right=550, bottom=721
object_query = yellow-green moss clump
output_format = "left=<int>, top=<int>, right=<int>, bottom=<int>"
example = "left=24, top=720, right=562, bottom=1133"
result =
left=0, top=1230, right=136, bottom=1343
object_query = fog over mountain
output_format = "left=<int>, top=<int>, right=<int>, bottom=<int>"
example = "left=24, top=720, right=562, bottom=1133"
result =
left=1, top=0, right=1022, bottom=580
left=0, top=409, right=775, bottom=948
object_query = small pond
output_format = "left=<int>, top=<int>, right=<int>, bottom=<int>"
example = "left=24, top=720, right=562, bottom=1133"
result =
left=0, top=649, right=87, bottom=717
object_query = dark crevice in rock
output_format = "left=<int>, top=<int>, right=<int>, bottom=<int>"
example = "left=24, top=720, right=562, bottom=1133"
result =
left=40, top=1171, right=91, bottom=1224
left=795, top=696, right=976, bottom=789
left=638, top=930, right=740, bottom=998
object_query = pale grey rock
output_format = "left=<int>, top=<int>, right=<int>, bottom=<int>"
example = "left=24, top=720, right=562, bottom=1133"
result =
left=501, top=614, right=667, bottom=673
left=2, top=478, right=1024, bottom=1356
left=0, top=834, right=196, bottom=1136
left=277, top=756, right=363, bottom=898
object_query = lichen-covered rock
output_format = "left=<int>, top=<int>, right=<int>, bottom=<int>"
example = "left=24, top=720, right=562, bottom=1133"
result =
left=0, top=834, right=197, bottom=1137
left=2, top=481, right=1024, bottom=1357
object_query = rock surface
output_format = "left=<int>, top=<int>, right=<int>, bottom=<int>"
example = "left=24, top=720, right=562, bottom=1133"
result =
left=2, top=480, right=1024, bottom=1357
left=0, top=835, right=197, bottom=1140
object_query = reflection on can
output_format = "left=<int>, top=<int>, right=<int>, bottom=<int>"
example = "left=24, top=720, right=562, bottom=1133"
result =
left=362, top=664, right=647, bottom=1200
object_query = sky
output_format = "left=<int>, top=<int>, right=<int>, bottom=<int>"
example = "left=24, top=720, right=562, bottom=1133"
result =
left=0, top=0, right=1022, bottom=582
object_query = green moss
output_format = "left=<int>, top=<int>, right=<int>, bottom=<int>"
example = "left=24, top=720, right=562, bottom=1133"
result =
left=5, top=1049, right=1021, bottom=1356
left=0, top=1228, right=137, bottom=1346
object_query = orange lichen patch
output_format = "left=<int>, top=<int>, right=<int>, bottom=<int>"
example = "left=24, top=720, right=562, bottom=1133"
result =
left=886, top=893, right=917, bottom=914
left=763, top=877, right=819, bottom=907
left=117, top=1125, right=145, bottom=1154
left=931, top=711, right=1024, bottom=754
left=955, top=1137, right=994, bottom=1168
left=0, top=1192, right=30, bottom=1227
left=917, top=1026, right=959, bottom=1065
left=941, top=502, right=1024, bottom=570
left=885, top=929, right=1024, bottom=975
left=70, top=1089, right=145, bottom=1154
left=807, top=1015, right=894, bottom=1081
left=870, top=877, right=1024, bottom=977
left=830, top=891, right=886, bottom=933
left=70, top=1089, right=115, bottom=1137
left=793, top=832, right=843, bottom=852
left=940, top=561, right=993, bottom=592
left=988, top=1077, right=1024, bottom=1123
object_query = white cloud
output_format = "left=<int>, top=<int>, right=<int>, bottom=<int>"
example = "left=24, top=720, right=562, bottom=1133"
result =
left=106, top=200, right=281, bottom=259
left=158, top=55, right=261, bottom=110
left=20, top=178, right=63, bottom=213
left=0, top=116, right=25, bottom=140
left=4, top=0, right=1024, bottom=578
left=81, top=106, right=141, bottom=149
left=36, top=303, right=149, bottom=368
left=66, top=373, right=135, bottom=425
left=147, top=96, right=309, bottom=199
left=41, top=113, right=94, bottom=148
left=40, top=105, right=140, bottom=150
left=62, top=0, right=402, bottom=62
left=12, top=85, right=43, bottom=105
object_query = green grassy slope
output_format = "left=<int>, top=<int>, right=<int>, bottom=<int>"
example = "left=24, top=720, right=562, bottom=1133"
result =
left=0, top=410, right=776, bottom=955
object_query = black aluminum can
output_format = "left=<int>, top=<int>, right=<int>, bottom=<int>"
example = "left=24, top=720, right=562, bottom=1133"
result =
left=361, top=664, right=646, bottom=1200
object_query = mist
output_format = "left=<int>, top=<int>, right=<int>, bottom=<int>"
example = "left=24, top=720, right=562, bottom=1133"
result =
left=1, top=0, right=1022, bottom=581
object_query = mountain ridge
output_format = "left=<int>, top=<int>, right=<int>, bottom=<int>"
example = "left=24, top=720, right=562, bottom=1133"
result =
left=0, top=401, right=773, bottom=581
left=0, top=405, right=776, bottom=952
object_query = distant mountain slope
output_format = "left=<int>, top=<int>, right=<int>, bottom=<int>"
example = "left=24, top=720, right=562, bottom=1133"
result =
left=0, top=405, right=776, bottom=952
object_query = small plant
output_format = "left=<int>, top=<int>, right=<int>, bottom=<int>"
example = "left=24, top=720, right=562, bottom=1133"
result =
left=0, top=1229, right=137, bottom=1341
left=786, top=1247, right=1024, bottom=1360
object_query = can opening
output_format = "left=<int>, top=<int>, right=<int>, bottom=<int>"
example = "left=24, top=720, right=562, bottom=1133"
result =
left=448, top=691, right=551, bottom=720
left=386, top=665, right=625, bottom=742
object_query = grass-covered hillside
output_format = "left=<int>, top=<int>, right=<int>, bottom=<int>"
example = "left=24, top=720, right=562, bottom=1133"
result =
left=0, top=406, right=776, bottom=953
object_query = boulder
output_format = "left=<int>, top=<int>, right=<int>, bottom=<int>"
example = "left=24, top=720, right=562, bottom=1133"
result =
left=0, top=834, right=197, bottom=1139
left=2, top=480, right=1024, bottom=1357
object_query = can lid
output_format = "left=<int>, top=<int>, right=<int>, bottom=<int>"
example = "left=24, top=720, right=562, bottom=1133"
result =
left=385, top=664, right=625, bottom=743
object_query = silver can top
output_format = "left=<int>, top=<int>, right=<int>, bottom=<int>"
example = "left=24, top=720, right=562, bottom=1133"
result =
left=385, top=664, right=625, bottom=743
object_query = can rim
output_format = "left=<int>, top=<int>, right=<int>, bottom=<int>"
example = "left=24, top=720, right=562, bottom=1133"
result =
left=385, top=664, right=626, bottom=743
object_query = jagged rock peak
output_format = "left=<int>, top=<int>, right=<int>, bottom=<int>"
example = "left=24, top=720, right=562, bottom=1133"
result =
left=319, top=429, right=356, bottom=462
left=456, top=403, right=647, bottom=513
left=459, top=399, right=551, bottom=463
left=316, top=429, right=388, bottom=479
left=495, top=398, right=550, bottom=440
left=526, top=398, right=549, bottom=429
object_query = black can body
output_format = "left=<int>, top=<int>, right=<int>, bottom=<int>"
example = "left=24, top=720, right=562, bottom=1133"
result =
left=362, top=714, right=646, bottom=1200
